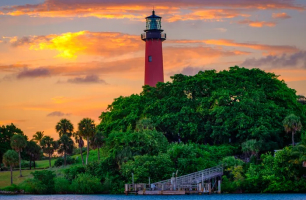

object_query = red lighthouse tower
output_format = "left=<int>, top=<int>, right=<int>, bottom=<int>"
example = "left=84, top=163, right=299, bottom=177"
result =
left=141, top=10, right=166, bottom=87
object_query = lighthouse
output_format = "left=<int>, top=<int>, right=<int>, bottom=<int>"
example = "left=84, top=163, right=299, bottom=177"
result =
left=141, top=10, right=166, bottom=87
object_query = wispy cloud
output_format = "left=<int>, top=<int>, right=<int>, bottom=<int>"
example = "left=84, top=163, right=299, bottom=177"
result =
left=241, top=51, right=306, bottom=68
left=17, top=67, right=51, bottom=79
left=237, top=19, right=276, bottom=27
left=67, top=75, right=107, bottom=84
left=0, top=120, right=26, bottom=125
left=272, top=12, right=291, bottom=19
left=203, top=39, right=299, bottom=55
left=47, top=111, right=71, bottom=117
left=0, top=0, right=304, bottom=22
left=170, top=39, right=299, bottom=55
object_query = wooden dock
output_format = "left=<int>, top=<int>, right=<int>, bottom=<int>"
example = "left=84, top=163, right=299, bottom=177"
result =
left=125, top=165, right=223, bottom=195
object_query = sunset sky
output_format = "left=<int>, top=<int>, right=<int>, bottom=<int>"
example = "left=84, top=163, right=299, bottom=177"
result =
left=1, top=0, right=306, bottom=140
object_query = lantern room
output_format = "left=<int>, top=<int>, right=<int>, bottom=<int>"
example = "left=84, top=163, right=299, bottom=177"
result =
left=145, top=10, right=162, bottom=31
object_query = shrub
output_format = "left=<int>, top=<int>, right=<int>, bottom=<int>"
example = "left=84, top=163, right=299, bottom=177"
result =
left=1, top=184, right=19, bottom=192
left=0, top=163, right=8, bottom=171
left=31, top=170, right=56, bottom=193
left=21, top=160, right=34, bottom=168
left=19, top=179, right=47, bottom=194
left=54, top=177, right=71, bottom=194
left=221, top=156, right=244, bottom=169
left=54, top=156, right=75, bottom=167
left=64, top=165, right=86, bottom=181
left=71, top=173, right=101, bottom=194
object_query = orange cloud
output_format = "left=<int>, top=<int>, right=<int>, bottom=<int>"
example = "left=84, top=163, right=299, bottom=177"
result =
left=51, top=96, right=70, bottom=104
left=238, top=19, right=276, bottom=27
left=1, top=0, right=304, bottom=21
left=8, top=30, right=253, bottom=66
left=203, top=39, right=298, bottom=54
left=0, top=64, right=28, bottom=72
left=11, top=31, right=142, bottom=59
left=168, top=9, right=250, bottom=22
left=168, top=39, right=299, bottom=55
left=0, top=120, right=26, bottom=125
left=272, top=12, right=291, bottom=19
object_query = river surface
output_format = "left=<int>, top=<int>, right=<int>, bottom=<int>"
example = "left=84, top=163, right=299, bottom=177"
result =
left=0, top=194, right=306, bottom=200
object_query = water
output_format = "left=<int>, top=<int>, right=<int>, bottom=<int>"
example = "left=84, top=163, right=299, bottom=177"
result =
left=0, top=194, right=306, bottom=200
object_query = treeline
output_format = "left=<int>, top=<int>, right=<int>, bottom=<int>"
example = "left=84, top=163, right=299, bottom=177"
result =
left=4, top=124, right=236, bottom=193
left=0, top=118, right=104, bottom=185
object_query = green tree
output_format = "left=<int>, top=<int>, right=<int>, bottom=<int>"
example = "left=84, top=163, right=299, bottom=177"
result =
left=106, top=129, right=168, bottom=168
left=57, top=135, right=74, bottom=166
left=98, top=67, right=305, bottom=150
left=56, top=119, right=74, bottom=137
left=0, top=124, right=23, bottom=165
left=90, top=131, right=104, bottom=161
left=121, top=153, right=175, bottom=183
left=78, top=118, right=95, bottom=165
left=283, top=114, right=302, bottom=146
left=73, top=131, right=85, bottom=165
left=2, top=150, right=19, bottom=185
left=32, top=131, right=44, bottom=144
left=25, top=140, right=41, bottom=169
left=40, top=136, right=57, bottom=168
left=242, top=139, right=260, bottom=159
left=10, top=134, right=27, bottom=177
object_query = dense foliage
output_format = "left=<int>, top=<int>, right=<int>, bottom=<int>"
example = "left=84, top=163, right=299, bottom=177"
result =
left=222, top=144, right=306, bottom=193
left=54, top=156, right=76, bottom=167
left=98, top=67, right=305, bottom=151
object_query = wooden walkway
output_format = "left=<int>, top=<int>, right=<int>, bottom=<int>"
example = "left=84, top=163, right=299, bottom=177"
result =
left=125, top=165, right=223, bottom=195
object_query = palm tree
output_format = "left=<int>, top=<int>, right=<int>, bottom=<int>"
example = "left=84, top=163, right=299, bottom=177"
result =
left=57, top=135, right=74, bottom=166
left=73, top=131, right=85, bottom=165
left=56, top=119, right=74, bottom=137
left=78, top=118, right=96, bottom=165
left=242, top=139, right=260, bottom=159
left=283, top=114, right=302, bottom=146
left=10, top=134, right=27, bottom=177
left=40, top=136, right=57, bottom=168
left=25, top=141, right=41, bottom=170
left=90, top=131, right=104, bottom=161
left=2, top=150, right=19, bottom=185
left=32, top=131, right=44, bottom=144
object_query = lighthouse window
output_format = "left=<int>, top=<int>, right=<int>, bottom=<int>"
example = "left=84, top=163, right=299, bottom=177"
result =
left=148, top=56, right=152, bottom=62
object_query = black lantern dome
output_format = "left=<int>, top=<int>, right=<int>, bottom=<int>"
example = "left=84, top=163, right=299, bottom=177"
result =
left=141, top=10, right=166, bottom=41
left=145, top=10, right=163, bottom=31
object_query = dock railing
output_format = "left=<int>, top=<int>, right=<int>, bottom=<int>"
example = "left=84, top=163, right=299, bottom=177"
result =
left=153, top=165, right=223, bottom=188
left=125, top=165, right=223, bottom=194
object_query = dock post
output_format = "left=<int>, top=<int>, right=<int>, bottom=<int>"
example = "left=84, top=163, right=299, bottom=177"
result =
left=218, top=180, right=221, bottom=194
left=208, top=183, right=211, bottom=194
left=198, top=183, right=202, bottom=194
left=201, top=172, right=203, bottom=189
left=125, top=184, right=129, bottom=195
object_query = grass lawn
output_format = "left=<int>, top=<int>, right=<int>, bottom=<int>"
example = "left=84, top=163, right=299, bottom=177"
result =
left=0, top=169, right=42, bottom=189
left=72, top=148, right=107, bottom=164
left=35, top=159, right=56, bottom=168
left=0, top=149, right=105, bottom=189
